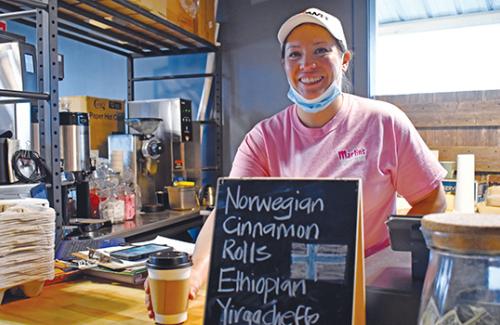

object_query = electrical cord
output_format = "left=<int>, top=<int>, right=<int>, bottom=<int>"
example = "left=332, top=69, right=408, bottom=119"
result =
left=12, top=149, right=50, bottom=183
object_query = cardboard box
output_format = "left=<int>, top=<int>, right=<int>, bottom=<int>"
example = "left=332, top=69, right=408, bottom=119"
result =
left=128, top=0, right=167, bottom=17
left=166, top=0, right=196, bottom=33
left=61, top=96, right=125, bottom=157
left=116, top=0, right=216, bottom=43
left=196, top=0, right=216, bottom=43
left=442, top=179, right=478, bottom=203
left=128, top=0, right=195, bottom=33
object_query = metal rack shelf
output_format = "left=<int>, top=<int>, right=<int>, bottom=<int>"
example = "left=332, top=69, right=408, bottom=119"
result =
left=0, top=0, right=222, bottom=236
left=0, top=0, right=62, bottom=233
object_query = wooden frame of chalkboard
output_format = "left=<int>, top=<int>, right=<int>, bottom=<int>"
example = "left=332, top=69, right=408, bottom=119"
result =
left=204, top=177, right=365, bottom=325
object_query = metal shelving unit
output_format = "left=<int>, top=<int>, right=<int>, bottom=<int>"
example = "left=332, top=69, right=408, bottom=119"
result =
left=0, top=0, right=222, bottom=233
left=0, top=0, right=62, bottom=230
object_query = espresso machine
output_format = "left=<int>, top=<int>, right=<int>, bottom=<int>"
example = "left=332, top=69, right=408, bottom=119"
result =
left=60, top=111, right=91, bottom=222
left=108, top=98, right=193, bottom=211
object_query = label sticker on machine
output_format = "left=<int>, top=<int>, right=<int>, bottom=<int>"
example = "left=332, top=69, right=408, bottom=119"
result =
left=174, top=159, right=184, bottom=169
left=24, top=54, right=34, bottom=73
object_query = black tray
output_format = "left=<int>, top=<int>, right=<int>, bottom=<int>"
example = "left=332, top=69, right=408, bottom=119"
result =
left=386, top=215, right=429, bottom=279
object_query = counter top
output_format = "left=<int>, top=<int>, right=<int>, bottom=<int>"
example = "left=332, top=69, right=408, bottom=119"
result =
left=0, top=280, right=205, bottom=324
left=103, top=209, right=202, bottom=239
left=72, top=209, right=203, bottom=241
left=0, top=248, right=421, bottom=324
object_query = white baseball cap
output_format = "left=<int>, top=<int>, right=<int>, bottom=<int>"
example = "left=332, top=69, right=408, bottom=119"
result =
left=277, top=8, right=348, bottom=52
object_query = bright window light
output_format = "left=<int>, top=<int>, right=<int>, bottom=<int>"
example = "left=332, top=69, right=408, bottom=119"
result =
left=374, top=23, right=500, bottom=95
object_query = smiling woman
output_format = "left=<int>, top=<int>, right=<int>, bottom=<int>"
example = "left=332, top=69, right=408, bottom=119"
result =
left=146, top=7, right=449, bottom=318
left=181, top=6, right=447, bottom=299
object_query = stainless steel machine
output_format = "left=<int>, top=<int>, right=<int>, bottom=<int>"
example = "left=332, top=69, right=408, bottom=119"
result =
left=0, top=41, right=37, bottom=103
left=0, top=39, right=38, bottom=155
left=108, top=98, right=193, bottom=212
left=60, top=111, right=91, bottom=221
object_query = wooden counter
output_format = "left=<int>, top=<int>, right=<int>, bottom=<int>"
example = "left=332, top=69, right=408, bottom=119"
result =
left=0, top=248, right=418, bottom=324
left=0, top=280, right=205, bottom=324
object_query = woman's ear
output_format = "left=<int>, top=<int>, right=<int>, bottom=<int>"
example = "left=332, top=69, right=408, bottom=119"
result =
left=342, top=51, right=352, bottom=71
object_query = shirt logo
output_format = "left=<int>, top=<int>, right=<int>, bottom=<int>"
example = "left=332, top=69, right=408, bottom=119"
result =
left=338, top=148, right=367, bottom=162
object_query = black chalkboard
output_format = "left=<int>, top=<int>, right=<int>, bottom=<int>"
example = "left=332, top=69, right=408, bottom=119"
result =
left=204, top=178, right=362, bottom=325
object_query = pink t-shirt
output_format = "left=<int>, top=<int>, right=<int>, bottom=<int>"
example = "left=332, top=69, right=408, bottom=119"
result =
left=229, top=94, right=446, bottom=256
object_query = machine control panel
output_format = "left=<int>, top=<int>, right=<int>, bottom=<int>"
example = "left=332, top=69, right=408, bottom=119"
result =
left=180, top=100, right=193, bottom=142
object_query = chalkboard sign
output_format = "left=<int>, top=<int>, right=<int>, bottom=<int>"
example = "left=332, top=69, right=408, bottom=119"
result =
left=204, top=178, right=365, bottom=325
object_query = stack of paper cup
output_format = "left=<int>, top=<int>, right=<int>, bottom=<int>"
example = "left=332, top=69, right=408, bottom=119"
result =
left=110, top=150, right=124, bottom=174
left=0, top=201, right=55, bottom=301
left=454, top=154, right=475, bottom=213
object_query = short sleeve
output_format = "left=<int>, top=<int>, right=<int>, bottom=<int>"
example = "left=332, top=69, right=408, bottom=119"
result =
left=229, top=126, right=270, bottom=177
left=393, top=111, right=447, bottom=203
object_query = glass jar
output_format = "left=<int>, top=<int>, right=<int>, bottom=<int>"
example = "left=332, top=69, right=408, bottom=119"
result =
left=418, top=213, right=500, bottom=325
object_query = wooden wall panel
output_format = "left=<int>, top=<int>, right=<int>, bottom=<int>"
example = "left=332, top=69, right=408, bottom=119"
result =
left=431, top=146, right=500, bottom=172
left=403, top=102, right=500, bottom=128
left=378, top=90, right=500, bottom=173
left=418, top=128, right=500, bottom=147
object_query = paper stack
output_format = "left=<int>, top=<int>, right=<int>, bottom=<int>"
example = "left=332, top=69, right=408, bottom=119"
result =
left=0, top=200, right=55, bottom=302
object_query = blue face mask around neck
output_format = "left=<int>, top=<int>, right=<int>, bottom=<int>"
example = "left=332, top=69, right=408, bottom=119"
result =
left=287, top=79, right=342, bottom=113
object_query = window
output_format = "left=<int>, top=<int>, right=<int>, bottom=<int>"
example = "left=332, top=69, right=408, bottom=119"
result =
left=374, top=2, right=500, bottom=95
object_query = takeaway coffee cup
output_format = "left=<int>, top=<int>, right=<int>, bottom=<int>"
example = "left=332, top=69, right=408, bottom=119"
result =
left=147, top=251, right=192, bottom=324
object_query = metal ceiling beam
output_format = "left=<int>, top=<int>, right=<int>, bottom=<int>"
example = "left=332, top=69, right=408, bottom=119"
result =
left=132, top=73, right=214, bottom=82
left=58, top=2, right=166, bottom=52
left=58, top=29, right=130, bottom=56
left=130, top=47, right=214, bottom=58
left=77, top=0, right=182, bottom=50
left=8, top=0, right=47, bottom=9
left=0, top=9, right=36, bottom=19
left=379, top=10, right=500, bottom=34
left=111, top=0, right=215, bottom=49
left=58, top=21, right=143, bottom=54
left=485, top=0, right=495, bottom=11
left=58, top=12, right=161, bottom=53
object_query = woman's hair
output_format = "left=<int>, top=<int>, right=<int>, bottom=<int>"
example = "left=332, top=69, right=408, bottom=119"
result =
left=341, top=71, right=352, bottom=93
left=281, top=36, right=352, bottom=93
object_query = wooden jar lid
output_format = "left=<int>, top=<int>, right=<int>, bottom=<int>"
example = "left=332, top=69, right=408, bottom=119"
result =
left=421, top=213, right=500, bottom=253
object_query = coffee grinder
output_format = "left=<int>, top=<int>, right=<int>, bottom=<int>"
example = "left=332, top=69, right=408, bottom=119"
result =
left=108, top=118, right=165, bottom=212
left=108, top=98, right=194, bottom=212
left=60, top=111, right=91, bottom=222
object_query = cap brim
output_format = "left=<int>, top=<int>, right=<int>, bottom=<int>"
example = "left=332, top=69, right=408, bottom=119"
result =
left=277, top=15, right=328, bottom=44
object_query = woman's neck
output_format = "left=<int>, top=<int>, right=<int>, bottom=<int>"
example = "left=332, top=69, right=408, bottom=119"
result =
left=297, top=93, right=344, bottom=128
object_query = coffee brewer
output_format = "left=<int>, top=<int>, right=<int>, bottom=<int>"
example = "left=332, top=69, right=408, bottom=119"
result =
left=60, top=111, right=91, bottom=222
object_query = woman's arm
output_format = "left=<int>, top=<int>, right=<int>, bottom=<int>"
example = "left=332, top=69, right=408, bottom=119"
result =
left=407, top=183, right=446, bottom=216
left=188, top=209, right=216, bottom=298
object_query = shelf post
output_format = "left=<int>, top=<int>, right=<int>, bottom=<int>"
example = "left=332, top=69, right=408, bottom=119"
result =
left=37, top=0, right=62, bottom=232
left=214, top=48, right=223, bottom=177
left=127, top=55, right=134, bottom=102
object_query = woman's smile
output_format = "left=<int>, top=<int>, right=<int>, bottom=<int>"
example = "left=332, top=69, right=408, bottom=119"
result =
left=299, top=76, right=324, bottom=85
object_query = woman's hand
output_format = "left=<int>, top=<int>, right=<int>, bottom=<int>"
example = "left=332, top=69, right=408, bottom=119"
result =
left=188, top=269, right=204, bottom=299
left=144, top=278, right=154, bottom=319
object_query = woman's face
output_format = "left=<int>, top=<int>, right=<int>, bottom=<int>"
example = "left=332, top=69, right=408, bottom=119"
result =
left=283, top=23, right=349, bottom=100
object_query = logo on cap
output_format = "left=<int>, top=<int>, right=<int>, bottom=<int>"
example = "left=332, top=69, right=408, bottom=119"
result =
left=305, top=10, right=328, bottom=21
